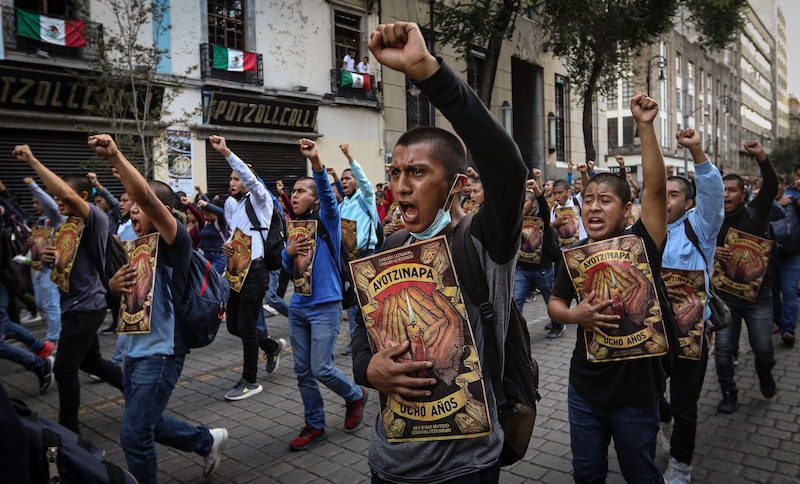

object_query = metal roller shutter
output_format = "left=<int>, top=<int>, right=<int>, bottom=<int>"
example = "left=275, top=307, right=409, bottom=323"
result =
left=205, top=141, right=307, bottom=202
left=0, top=129, right=125, bottom=221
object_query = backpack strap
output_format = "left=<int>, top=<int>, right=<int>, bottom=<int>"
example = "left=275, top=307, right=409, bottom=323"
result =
left=315, top=221, right=341, bottom=270
left=355, top=195, right=379, bottom=244
left=682, top=218, right=704, bottom=264
left=449, top=215, right=507, bottom=410
left=243, top=194, right=268, bottom=251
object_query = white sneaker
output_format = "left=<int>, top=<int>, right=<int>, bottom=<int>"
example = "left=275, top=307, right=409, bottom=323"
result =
left=659, top=421, right=672, bottom=453
left=262, top=304, right=278, bottom=317
left=663, top=457, right=692, bottom=484
left=203, top=428, right=228, bottom=478
left=20, top=312, right=42, bottom=324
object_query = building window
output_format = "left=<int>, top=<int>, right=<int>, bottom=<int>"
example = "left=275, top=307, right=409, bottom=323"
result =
left=334, top=10, right=362, bottom=68
left=687, top=62, right=694, bottom=81
left=622, top=117, right=636, bottom=146
left=467, top=47, right=487, bottom=93
left=607, top=118, right=619, bottom=148
left=676, top=88, right=682, bottom=111
left=208, top=0, right=245, bottom=49
left=15, top=0, right=81, bottom=16
left=621, top=78, right=635, bottom=102
left=555, top=75, right=568, bottom=161
left=675, top=54, right=682, bottom=76
left=699, top=69, right=704, bottom=92
left=406, top=80, right=431, bottom=130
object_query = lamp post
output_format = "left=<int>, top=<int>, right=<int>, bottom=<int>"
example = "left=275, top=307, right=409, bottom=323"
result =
left=645, top=55, right=667, bottom=96
left=683, top=103, right=709, bottom=175
left=713, top=95, right=732, bottom=168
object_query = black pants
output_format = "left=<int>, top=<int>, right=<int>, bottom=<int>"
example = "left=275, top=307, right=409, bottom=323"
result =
left=226, top=260, right=270, bottom=383
left=659, top=340, right=709, bottom=465
left=371, top=461, right=501, bottom=484
left=54, top=309, right=123, bottom=433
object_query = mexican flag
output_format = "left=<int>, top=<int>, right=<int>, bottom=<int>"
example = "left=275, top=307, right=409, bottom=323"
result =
left=16, top=9, right=86, bottom=47
left=212, top=44, right=257, bottom=72
left=341, top=70, right=371, bottom=90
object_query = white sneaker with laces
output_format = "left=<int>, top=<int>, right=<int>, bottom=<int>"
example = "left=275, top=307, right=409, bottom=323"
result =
left=262, top=304, right=278, bottom=317
left=663, top=457, right=692, bottom=484
left=203, top=428, right=228, bottom=478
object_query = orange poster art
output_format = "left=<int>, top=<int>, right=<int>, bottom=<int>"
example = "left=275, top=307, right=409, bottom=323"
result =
left=711, top=228, right=773, bottom=302
left=662, top=267, right=706, bottom=360
left=50, top=216, right=84, bottom=292
left=349, top=235, right=491, bottom=442
left=118, top=233, right=159, bottom=334
left=555, top=206, right=579, bottom=248
left=518, top=216, right=544, bottom=264
left=562, top=234, right=669, bottom=362
left=341, top=218, right=358, bottom=261
left=29, top=225, right=54, bottom=271
left=288, top=220, right=317, bottom=297
left=226, top=228, right=252, bottom=292
left=627, top=204, right=642, bottom=227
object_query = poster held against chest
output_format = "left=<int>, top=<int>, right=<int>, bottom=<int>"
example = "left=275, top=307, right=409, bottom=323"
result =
left=555, top=206, right=579, bottom=248
left=50, top=216, right=84, bottom=292
left=349, top=235, right=491, bottom=442
left=711, top=228, right=773, bottom=302
left=662, top=267, right=706, bottom=360
left=518, top=216, right=544, bottom=264
left=288, top=220, right=317, bottom=296
left=226, top=228, right=252, bottom=292
left=341, top=218, right=358, bottom=261
left=562, top=234, right=669, bottom=362
left=118, top=234, right=159, bottom=334
left=29, top=225, right=54, bottom=271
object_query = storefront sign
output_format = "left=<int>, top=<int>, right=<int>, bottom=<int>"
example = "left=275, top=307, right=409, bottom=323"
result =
left=204, top=92, right=317, bottom=132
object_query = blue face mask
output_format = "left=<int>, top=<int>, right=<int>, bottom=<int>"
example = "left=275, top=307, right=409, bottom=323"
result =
left=408, top=175, right=462, bottom=240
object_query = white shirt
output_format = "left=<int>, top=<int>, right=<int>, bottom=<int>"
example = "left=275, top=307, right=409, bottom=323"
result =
left=343, top=54, right=355, bottom=72
left=357, top=61, right=371, bottom=74
left=223, top=153, right=274, bottom=260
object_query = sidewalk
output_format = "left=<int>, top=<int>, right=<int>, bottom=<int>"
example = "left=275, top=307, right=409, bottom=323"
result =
left=1, top=295, right=798, bottom=483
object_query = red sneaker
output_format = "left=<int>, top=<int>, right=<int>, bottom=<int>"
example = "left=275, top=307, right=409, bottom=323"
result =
left=289, top=424, right=327, bottom=451
left=36, top=341, right=55, bottom=359
left=344, top=386, right=368, bottom=430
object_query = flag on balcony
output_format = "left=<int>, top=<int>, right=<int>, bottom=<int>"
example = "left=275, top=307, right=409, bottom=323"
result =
left=212, top=44, right=257, bottom=72
left=341, top=70, right=371, bottom=90
left=16, top=9, right=86, bottom=47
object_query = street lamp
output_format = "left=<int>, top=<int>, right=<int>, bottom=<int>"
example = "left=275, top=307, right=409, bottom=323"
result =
left=714, top=95, right=732, bottom=168
left=645, top=55, right=667, bottom=96
left=683, top=102, right=710, bottom=175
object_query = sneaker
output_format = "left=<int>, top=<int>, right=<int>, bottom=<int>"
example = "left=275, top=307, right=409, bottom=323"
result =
left=202, top=428, right=228, bottom=478
left=224, top=379, right=263, bottom=401
left=20, top=312, right=42, bottom=324
left=659, top=421, right=672, bottom=454
left=544, top=322, right=553, bottom=331
left=717, top=390, right=738, bottom=414
left=262, top=304, right=278, bottom=317
left=781, top=333, right=795, bottom=348
left=341, top=344, right=352, bottom=356
left=547, top=325, right=565, bottom=339
left=344, top=387, right=368, bottom=430
left=758, top=373, right=776, bottom=398
left=664, top=457, right=692, bottom=484
left=100, top=325, right=116, bottom=334
left=35, top=341, right=55, bottom=359
left=87, top=373, right=103, bottom=383
left=289, top=424, right=327, bottom=451
left=265, top=338, right=287, bottom=374
left=35, top=356, right=55, bottom=394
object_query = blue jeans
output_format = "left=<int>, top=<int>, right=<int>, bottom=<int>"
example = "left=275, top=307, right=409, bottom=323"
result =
left=715, top=287, right=775, bottom=393
left=110, top=334, right=128, bottom=367
left=0, top=283, right=45, bottom=372
left=4, top=318, right=44, bottom=353
left=513, top=264, right=555, bottom=319
left=121, top=355, right=212, bottom=484
left=568, top=384, right=662, bottom=484
left=33, top=268, right=61, bottom=342
left=205, top=251, right=227, bottom=276
left=289, top=300, right=361, bottom=429
left=264, top=269, right=290, bottom=317
left=777, top=254, right=800, bottom=335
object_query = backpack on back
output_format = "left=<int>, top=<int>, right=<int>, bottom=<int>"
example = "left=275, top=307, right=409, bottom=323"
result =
left=103, top=233, right=128, bottom=308
left=770, top=200, right=800, bottom=257
left=173, top=251, right=230, bottom=348
left=244, top=195, right=286, bottom=271
left=318, top=222, right=358, bottom=308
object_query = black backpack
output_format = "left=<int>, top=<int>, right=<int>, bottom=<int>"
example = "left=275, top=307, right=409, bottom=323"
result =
left=382, top=216, right=541, bottom=466
left=103, top=234, right=128, bottom=306
left=244, top=195, right=286, bottom=271
left=317, top=221, right=358, bottom=308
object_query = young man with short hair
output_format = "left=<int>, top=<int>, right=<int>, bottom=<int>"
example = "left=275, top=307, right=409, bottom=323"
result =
left=284, top=138, right=367, bottom=451
left=714, top=141, right=779, bottom=413
left=13, top=144, right=123, bottom=434
left=351, top=22, right=527, bottom=482
left=89, top=134, right=228, bottom=483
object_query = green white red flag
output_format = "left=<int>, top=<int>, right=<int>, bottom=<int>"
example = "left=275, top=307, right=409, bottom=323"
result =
left=16, top=9, right=86, bottom=47
left=212, top=44, right=257, bottom=72
left=341, top=70, right=371, bottom=90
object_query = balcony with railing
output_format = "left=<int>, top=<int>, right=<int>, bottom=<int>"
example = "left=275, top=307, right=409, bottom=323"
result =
left=2, top=6, right=103, bottom=62
left=330, top=69, right=378, bottom=102
left=200, top=43, right=263, bottom=87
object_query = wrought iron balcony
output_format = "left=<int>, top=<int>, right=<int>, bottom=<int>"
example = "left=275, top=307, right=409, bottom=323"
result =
left=330, top=69, right=377, bottom=102
left=2, top=6, right=102, bottom=62
left=200, top=43, right=263, bottom=86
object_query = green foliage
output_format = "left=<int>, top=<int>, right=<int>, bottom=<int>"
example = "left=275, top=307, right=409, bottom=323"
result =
left=768, top=136, right=800, bottom=177
left=684, top=0, right=747, bottom=51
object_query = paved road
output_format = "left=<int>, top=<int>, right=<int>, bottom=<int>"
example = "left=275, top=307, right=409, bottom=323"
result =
left=2, top=295, right=798, bottom=483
